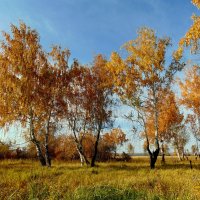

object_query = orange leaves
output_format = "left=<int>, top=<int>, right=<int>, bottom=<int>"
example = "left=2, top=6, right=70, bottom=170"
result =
left=124, top=27, right=168, bottom=73
left=145, top=89, right=183, bottom=142
left=2, top=22, right=40, bottom=75
left=186, top=114, right=200, bottom=140
left=65, top=54, right=113, bottom=141
left=0, top=22, right=74, bottom=160
left=106, top=27, right=183, bottom=153
left=0, top=22, right=44, bottom=112
left=92, top=54, right=110, bottom=89
left=103, top=128, right=127, bottom=146
left=173, top=46, right=183, bottom=61
left=106, top=27, right=180, bottom=119
left=49, top=45, right=70, bottom=72
left=192, top=0, right=200, bottom=9
left=107, top=27, right=172, bottom=101
left=108, top=52, right=126, bottom=74
left=181, top=15, right=200, bottom=53
left=158, top=90, right=183, bottom=137
left=106, top=52, right=130, bottom=97
left=174, top=1, right=200, bottom=59
left=179, top=65, right=200, bottom=116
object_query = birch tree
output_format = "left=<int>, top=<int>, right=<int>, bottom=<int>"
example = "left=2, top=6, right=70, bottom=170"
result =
left=145, top=89, right=184, bottom=163
left=106, top=27, right=184, bottom=169
left=0, top=22, right=70, bottom=166
left=66, top=61, right=91, bottom=166
left=89, top=55, right=114, bottom=167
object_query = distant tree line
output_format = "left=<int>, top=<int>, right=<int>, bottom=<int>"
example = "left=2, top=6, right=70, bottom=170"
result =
left=0, top=128, right=128, bottom=161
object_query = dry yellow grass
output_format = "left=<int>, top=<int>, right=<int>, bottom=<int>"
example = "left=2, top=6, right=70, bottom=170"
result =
left=0, top=156, right=200, bottom=199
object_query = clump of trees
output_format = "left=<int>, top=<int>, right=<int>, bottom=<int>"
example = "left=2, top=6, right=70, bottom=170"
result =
left=0, top=23, right=116, bottom=167
left=0, top=141, right=12, bottom=159
left=0, top=128, right=127, bottom=162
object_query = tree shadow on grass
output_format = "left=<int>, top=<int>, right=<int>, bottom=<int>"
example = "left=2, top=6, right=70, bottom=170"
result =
left=98, top=161, right=200, bottom=171
left=54, top=165, right=90, bottom=171
left=157, top=162, right=200, bottom=170
left=100, top=163, right=150, bottom=171
left=1, top=159, right=200, bottom=171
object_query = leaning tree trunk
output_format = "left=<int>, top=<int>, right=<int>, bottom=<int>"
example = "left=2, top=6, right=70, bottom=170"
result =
left=29, top=110, right=46, bottom=166
left=161, top=141, right=165, bottom=164
left=44, top=143, right=51, bottom=167
left=150, top=85, right=160, bottom=169
left=146, top=141, right=160, bottom=169
left=91, top=126, right=101, bottom=167
left=91, top=139, right=99, bottom=167
left=31, top=133, right=46, bottom=166
left=176, top=147, right=181, bottom=161
left=196, top=139, right=200, bottom=159
left=182, top=150, right=185, bottom=160
left=35, top=141, right=46, bottom=166
left=79, top=152, right=85, bottom=166
left=149, top=148, right=160, bottom=169
left=76, top=144, right=90, bottom=166
left=75, top=143, right=90, bottom=166
left=72, top=130, right=90, bottom=166
left=44, top=111, right=51, bottom=167
left=149, top=137, right=160, bottom=169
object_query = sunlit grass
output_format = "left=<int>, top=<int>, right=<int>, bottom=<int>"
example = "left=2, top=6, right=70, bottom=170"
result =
left=0, top=157, right=200, bottom=199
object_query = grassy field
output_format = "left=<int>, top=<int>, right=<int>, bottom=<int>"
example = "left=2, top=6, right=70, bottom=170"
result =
left=0, top=156, right=200, bottom=200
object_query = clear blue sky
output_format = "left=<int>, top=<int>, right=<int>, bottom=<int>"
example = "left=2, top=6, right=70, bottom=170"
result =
left=0, top=0, right=198, bottom=152
left=0, top=0, right=197, bottom=64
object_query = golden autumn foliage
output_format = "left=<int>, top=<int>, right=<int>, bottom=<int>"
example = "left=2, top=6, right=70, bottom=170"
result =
left=179, top=65, right=200, bottom=115
left=25, top=129, right=127, bottom=161
left=103, top=128, right=127, bottom=147
left=179, top=65, right=200, bottom=141
left=176, top=0, right=200, bottom=146
left=106, top=27, right=184, bottom=168
left=107, top=27, right=179, bottom=138
left=0, top=22, right=43, bottom=125
left=54, top=54, right=114, bottom=166
left=0, top=19, right=190, bottom=169
left=174, top=0, right=200, bottom=60
left=106, top=28, right=171, bottom=100
left=0, top=22, right=73, bottom=166
left=89, top=54, right=114, bottom=166
left=90, top=55, right=113, bottom=127
left=145, top=89, right=184, bottom=143
left=192, top=0, right=200, bottom=9
left=106, top=27, right=182, bottom=105
left=186, top=114, right=200, bottom=141
left=0, top=21, right=115, bottom=166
